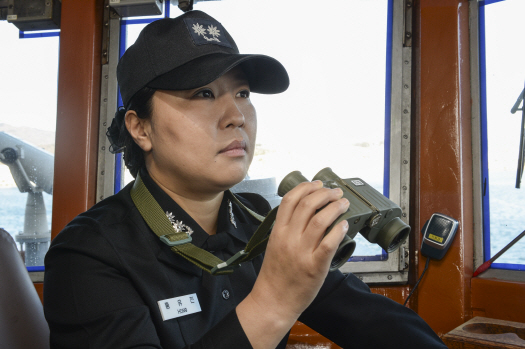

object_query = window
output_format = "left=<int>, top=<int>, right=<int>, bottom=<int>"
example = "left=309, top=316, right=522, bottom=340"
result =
left=479, top=0, right=525, bottom=270
left=98, top=0, right=412, bottom=283
left=0, top=22, right=59, bottom=270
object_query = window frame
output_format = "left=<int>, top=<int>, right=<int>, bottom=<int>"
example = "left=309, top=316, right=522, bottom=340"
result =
left=472, top=0, right=525, bottom=278
left=0, top=24, right=60, bottom=277
left=340, top=0, right=412, bottom=283
left=96, top=0, right=413, bottom=284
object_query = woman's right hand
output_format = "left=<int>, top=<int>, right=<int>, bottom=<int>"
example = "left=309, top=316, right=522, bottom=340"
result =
left=236, top=180, right=350, bottom=349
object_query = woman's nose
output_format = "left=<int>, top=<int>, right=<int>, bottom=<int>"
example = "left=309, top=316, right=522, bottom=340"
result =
left=219, top=96, right=245, bottom=129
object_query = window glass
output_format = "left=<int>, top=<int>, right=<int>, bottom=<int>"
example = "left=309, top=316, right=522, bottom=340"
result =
left=0, top=23, right=58, bottom=268
left=481, top=0, right=525, bottom=267
left=120, top=0, right=389, bottom=257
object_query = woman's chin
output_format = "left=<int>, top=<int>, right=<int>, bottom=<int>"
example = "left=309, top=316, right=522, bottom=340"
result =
left=220, top=167, right=250, bottom=189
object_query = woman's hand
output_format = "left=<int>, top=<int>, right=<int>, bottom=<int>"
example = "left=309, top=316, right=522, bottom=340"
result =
left=237, top=180, right=350, bottom=348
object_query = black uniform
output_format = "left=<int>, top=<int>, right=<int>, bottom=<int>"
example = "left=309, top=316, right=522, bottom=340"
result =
left=44, top=170, right=447, bottom=349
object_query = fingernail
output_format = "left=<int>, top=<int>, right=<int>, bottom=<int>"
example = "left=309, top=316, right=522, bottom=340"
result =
left=342, top=220, right=349, bottom=231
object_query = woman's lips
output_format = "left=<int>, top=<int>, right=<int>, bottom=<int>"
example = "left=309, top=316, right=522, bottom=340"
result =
left=219, top=140, right=247, bottom=156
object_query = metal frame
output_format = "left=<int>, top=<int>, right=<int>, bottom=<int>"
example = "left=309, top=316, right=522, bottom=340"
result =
left=340, top=0, right=411, bottom=284
left=469, top=0, right=485, bottom=272
left=97, top=0, right=413, bottom=284
left=96, top=2, right=121, bottom=203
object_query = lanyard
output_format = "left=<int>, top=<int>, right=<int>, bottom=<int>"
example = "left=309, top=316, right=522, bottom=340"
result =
left=130, top=172, right=278, bottom=275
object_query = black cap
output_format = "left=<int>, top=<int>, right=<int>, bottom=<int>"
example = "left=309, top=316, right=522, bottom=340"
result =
left=117, top=10, right=289, bottom=108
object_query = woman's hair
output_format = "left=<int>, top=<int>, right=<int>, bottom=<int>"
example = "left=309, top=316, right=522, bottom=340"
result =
left=117, top=86, right=156, bottom=178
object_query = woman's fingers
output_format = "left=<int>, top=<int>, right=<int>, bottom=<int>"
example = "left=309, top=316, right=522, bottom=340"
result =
left=275, top=180, right=324, bottom=227
left=302, top=197, right=350, bottom=251
left=276, top=182, right=345, bottom=238
left=268, top=182, right=351, bottom=273
left=286, top=187, right=343, bottom=230
left=312, top=217, right=349, bottom=265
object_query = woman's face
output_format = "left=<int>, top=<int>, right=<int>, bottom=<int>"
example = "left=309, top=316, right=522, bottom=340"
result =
left=141, top=67, right=256, bottom=196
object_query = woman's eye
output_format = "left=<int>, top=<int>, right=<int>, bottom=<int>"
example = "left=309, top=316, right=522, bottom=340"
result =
left=195, top=89, right=214, bottom=98
left=237, top=90, right=250, bottom=98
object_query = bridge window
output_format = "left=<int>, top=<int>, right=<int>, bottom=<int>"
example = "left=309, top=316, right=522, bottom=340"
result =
left=479, top=0, right=525, bottom=270
left=0, top=23, right=59, bottom=270
left=98, top=0, right=411, bottom=283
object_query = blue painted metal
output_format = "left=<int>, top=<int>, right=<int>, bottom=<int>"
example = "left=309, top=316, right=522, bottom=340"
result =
left=348, top=253, right=388, bottom=262
left=479, top=0, right=507, bottom=6
left=478, top=0, right=524, bottom=271
left=383, top=0, right=394, bottom=199
left=165, top=0, right=171, bottom=18
left=26, top=266, right=45, bottom=272
left=491, top=262, right=525, bottom=271
left=115, top=13, right=129, bottom=193
left=19, top=30, right=60, bottom=39
left=479, top=0, right=492, bottom=265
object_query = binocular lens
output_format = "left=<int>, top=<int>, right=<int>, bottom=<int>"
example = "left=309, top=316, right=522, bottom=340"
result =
left=330, top=234, right=356, bottom=271
left=389, top=230, right=409, bottom=251
left=376, top=217, right=411, bottom=252
left=277, top=171, right=309, bottom=197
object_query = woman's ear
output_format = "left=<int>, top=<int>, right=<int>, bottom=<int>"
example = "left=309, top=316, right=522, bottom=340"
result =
left=125, top=110, right=152, bottom=152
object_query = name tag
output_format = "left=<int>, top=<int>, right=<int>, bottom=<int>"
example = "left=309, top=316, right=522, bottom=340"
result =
left=157, top=293, right=201, bottom=321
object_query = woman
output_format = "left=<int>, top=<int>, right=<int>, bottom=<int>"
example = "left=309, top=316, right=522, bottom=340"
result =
left=44, top=10, right=447, bottom=349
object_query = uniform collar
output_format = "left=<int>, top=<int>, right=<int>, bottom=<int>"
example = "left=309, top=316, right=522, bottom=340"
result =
left=139, top=168, right=251, bottom=250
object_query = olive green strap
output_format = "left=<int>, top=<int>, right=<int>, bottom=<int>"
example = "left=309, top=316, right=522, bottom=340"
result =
left=130, top=173, right=277, bottom=275
left=227, top=191, right=266, bottom=222
left=212, top=193, right=278, bottom=274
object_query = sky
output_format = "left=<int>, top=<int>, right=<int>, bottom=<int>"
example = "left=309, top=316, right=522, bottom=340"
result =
left=0, top=21, right=59, bottom=132
left=481, top=0, right=525, bottom=262
left=484, top=0, right=525, bottom=174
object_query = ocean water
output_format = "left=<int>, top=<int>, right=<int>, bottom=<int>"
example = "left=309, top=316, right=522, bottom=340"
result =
left=487, top=177, right=525, bottom=265
left=0, top=187, right=53, bottom=245
left=1, top=182, right=524, bottom=266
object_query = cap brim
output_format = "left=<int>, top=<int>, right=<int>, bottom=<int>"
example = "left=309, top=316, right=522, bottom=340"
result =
left=146, top=53, right=289, bottom=94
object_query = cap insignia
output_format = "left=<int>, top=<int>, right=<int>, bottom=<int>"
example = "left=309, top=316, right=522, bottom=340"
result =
left=184, top=18, right=233, bottom=48
left=192, top=23, right=220, bottom=42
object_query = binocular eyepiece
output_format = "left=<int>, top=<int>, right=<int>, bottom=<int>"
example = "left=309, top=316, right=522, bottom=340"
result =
left=277, top=168, right=411, bottom=271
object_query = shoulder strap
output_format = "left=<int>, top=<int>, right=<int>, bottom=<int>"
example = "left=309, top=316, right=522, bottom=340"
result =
left=227, top=191, right=266, bottom=222
left=130, top=172, right=278, bottom=275
left=234, top=192, right=272, bottom=218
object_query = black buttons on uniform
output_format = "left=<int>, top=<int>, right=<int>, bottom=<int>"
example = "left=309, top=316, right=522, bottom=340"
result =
left=222, top=289, right=230, bottom=300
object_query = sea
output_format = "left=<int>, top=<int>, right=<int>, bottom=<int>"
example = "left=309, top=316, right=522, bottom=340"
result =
left=1, top=187, right=53, bottom=243
left=1, top=180, right=524, bottom=266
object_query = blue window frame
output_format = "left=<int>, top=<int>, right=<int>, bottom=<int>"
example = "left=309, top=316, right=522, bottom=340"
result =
left=479, top=0, right=525, bottom=270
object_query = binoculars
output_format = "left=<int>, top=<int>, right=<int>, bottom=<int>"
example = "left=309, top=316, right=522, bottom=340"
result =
left=278, top=168, right=411, bottom=271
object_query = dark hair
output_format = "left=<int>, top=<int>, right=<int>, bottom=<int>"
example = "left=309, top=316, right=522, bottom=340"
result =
left=113, top=86, right=156, bottom=178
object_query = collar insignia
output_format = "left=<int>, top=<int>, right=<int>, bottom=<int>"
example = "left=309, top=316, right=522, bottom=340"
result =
left=166, top=211, right=194, bottom=236
left=228, top=200, right=237, bottom=228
